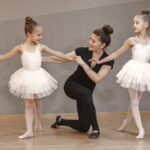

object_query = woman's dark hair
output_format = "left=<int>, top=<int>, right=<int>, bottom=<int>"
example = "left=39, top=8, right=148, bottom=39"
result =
left=93, top=25, right=113, bottom=48
left=24, top=16, right=40, bottom=36
left=140, top=10, right=150, bottom=28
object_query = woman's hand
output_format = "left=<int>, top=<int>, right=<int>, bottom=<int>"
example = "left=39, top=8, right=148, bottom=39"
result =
left=76, top=56, right=85, bottom=65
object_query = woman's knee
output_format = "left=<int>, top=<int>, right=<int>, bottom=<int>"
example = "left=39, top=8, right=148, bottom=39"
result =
left=79, top=126, right=90, bottom=132
left=80, top=92, right=93, bottom=103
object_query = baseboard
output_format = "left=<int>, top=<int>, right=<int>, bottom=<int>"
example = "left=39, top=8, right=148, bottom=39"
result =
left=0, top=112, right=150, bottom=119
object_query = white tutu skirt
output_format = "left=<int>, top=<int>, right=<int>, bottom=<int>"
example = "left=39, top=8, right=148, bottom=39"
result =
left=116, top=60, right=150, bottom=91
left=9, top=68, right=58, bottom=99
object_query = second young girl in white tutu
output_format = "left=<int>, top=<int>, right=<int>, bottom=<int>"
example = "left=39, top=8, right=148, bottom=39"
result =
left=90, top=10, right=150, bottom=139
left=0, top=16, right=73, bottom=139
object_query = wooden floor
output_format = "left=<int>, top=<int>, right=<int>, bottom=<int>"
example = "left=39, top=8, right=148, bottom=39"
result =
left=0, top=112, right=150, bottom=150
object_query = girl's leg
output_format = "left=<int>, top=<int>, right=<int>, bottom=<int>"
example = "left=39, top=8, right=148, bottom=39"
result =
left=128, top=88, right=144, bottom=139
left=19, top=99, right=34, bottom=139
left=118, top=89, right=143, bottom=132
left=118, top=105, right=132, bottom=131
left=34, top=98, right=42, bottom=131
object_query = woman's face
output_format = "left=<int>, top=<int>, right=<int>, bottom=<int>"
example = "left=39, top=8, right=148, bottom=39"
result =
left=88, top=33, right=105, bottom=51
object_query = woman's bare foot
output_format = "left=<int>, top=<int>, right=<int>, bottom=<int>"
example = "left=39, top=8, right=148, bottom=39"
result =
left=18, top=131, right=33, bottom=139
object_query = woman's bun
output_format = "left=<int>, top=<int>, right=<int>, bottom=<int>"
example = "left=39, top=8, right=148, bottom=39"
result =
left=102, top=25, right=113, bottom=34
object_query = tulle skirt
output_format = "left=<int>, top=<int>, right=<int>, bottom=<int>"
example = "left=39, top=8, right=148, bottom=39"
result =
left=116, top=59, right=150, bottom=91
left=9, top=68, right=58, bottom=99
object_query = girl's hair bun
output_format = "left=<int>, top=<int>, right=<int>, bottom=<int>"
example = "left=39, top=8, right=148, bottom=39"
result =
left=25, top=16, right=35, bottom=24
left=141, top=10, right=150, bottom=16
left=102, top=25, right=113, bottom=34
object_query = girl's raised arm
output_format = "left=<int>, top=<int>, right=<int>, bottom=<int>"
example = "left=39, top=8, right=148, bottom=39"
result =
left=0, top=45, right=21, bottom=61
left=94, top=38, right=133, bottom=64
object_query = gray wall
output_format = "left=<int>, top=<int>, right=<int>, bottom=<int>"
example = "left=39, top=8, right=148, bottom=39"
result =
left=0, top=0, right=150, bottom=114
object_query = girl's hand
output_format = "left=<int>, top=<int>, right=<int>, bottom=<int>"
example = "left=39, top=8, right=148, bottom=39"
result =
left=89, top=58, right=97, bottom=62
left=66, top=56, right=76, bottom=62
left=89, top=58, right=100, bottom=64
left=76, top=56, right=85, bottom=65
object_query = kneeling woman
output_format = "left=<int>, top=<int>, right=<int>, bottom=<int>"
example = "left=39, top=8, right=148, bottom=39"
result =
left=51, top=25, right=114, bottom=139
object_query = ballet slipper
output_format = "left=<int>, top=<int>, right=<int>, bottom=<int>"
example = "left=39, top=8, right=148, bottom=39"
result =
left=136, top=129, right=145, bottom=139
left=51, top=115, right=61, bottom=128
left=117, top=119, right=128, bottom=132
left=34, top=125, right=42, bottom=132
left=89, top=130, right=100, bottom=139
left=18, top=132, right=33, bottom=139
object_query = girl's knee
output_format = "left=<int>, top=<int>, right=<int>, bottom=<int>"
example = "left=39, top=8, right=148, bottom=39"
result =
left=131, top=100, right=139, bottom=108
left=25, top=100, right=34, bottom=108
left=34, top=99, right=41, bottom=107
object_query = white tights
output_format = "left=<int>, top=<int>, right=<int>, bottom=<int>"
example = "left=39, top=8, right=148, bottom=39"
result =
left=18, top=98, right=42, bottom=139
left=118, top=88, right=144, bottom=139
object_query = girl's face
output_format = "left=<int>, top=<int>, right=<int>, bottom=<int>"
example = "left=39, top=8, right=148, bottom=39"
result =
left=28, top=26, right=43, bottom=44
left=133, top=16, right=148, bottom=33
left=88, top=33, right=105, bottom=52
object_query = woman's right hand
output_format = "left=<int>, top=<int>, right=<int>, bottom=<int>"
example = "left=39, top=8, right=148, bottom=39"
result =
left=76, top=56, right=85, bottom=65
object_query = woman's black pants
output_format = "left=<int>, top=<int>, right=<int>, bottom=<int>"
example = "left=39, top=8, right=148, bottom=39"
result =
left=59, top=79, right=99, bottom=132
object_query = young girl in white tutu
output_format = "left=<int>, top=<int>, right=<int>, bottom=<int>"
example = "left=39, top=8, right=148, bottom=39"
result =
left=90, top=10, right=150, bottom=139
left=0, top=16, right=73, bottom=139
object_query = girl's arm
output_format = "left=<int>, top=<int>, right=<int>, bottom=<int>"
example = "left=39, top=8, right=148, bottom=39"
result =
left=0, top=45, right=21, bottom=61
left=42, top=45, right=75, bottom=62
left=42, top=56, right=66, bottom=63
left=92, top=38, right=133, bottom=64
left=76, top=56, right=112, bottom=83
left=42, top=50, right=76, bottom=63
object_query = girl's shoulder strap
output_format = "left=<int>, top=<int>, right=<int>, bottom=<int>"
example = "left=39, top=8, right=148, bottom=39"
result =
left=36, top=43, right=42, bottom=52
left=128, top=37, right=138, bottom=48
left=148, top=37, right=150, bottom=45
left=132, top=36, right=139, bottom=44
left=37, top=43, right=40, bottom=49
